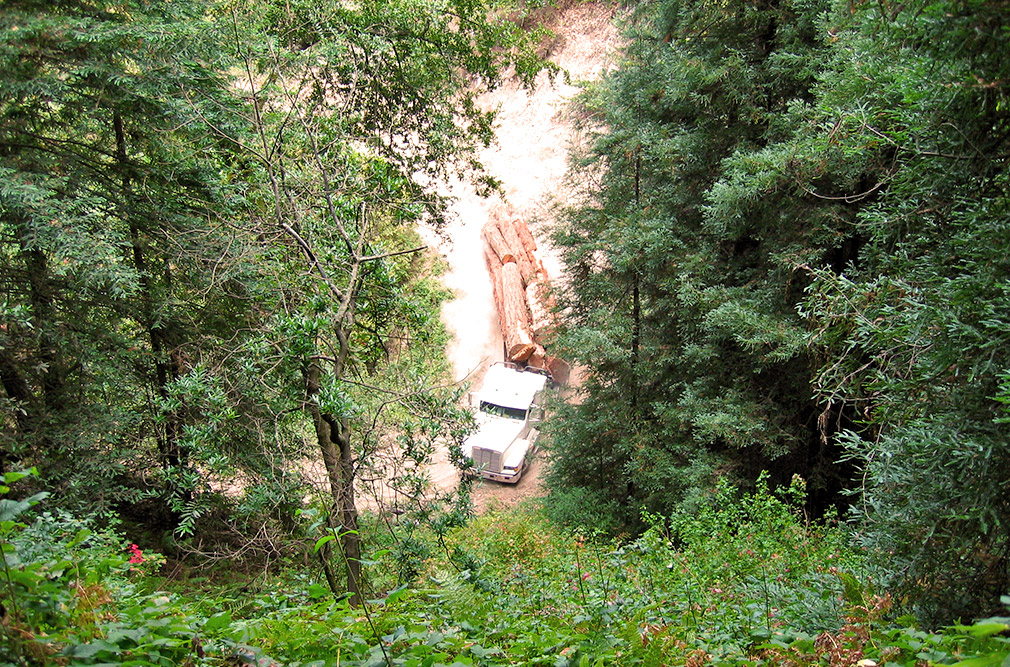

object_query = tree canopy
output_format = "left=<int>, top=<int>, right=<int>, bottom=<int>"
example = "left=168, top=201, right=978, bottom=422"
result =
left=546, top=0, right=1010, bottom=623
left=0, top=0, right=547, bottom=596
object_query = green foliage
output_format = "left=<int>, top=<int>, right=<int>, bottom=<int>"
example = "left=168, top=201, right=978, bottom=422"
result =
left=1, top=470, right=156, bottom=665
left=418, top=479, right=1009, bottom=666
left=791, top=0, right=1010, bottom=623
left=5, top=469, right=1010, bottom=667
left=0, top=0, right=545, bottom=564
left=547, top=0, right=1010, bottom=624
left=546, top=0, right=851, bottom=529
left=0, top=0, right=261, bottom=520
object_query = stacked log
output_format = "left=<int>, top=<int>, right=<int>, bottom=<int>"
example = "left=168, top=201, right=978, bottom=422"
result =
left=525, top=279, right=556, bottom=343
left=481, top=204, right=568, bottom=382
left=482, top=221, right=515, bottom=266
left=500, top=262, right=536, bottom=362
left=498, top=215, right=537, bottom=284
left=483, top=244, right=504, bottom=322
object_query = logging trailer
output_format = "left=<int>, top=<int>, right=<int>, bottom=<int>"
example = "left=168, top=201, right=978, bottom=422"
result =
left=461, top=362, right=550, bottom=484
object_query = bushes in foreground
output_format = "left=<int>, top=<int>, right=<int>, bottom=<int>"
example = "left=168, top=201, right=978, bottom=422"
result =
left=3, top=469, right=1009, bottom=666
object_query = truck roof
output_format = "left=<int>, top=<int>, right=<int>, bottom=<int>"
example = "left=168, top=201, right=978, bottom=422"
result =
left=476, top=364, right=549, bottom=410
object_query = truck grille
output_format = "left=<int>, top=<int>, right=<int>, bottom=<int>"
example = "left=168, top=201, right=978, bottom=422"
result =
left=472, top=448, right=502, bottom=473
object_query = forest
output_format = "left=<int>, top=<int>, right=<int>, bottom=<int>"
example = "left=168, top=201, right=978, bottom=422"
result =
left=1, top=0, right=1008, bottom=665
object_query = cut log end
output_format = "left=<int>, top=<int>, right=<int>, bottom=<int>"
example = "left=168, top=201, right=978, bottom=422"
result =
left=507, top=342, right=537, bottom=363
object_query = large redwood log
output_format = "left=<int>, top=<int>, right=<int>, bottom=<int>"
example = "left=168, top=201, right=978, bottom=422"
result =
left=481, top=222, right=515, bottom=265
left=512, top=213, right=538, bottom=258
left=483, top=244, right=505, bottom=331
left=500, top=262, right=536, bottom=362
left=496, top=215, right=537, bottom=286
left=525, top=279, right=556, bottom=342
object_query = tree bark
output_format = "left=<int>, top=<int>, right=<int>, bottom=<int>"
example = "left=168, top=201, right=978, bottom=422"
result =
left=483, top=244, right=506, bottom=337
left=116, top=112, right=185, bottom=474
left=481, top=221, right=515, bottom=265
left=306, top=361, right=362, bottom=607
left=495, top=214, right=536, bottom=286
left=500, top=262, right=536, bottom=362
left=329, top=412, right=362, bottom=606
left=0, top=348, right=33, bottom=473
left=13, top=214, right=66, bottom=468
left=512, top=212, right=538, bottom=258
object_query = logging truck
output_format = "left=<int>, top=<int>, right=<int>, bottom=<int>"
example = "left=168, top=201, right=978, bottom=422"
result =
left=461, top=362, right=550, bottom=484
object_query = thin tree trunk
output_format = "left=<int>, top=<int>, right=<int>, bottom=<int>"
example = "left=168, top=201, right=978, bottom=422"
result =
left=235, top=30, right=365, bottom=607
left=334, top=415, right=362, bottom=605
left=631, top=148, right=642, bottom=407
left=115, top=112, right=185, bottom=474
left=0, top=348, right=32, bottom=473
left=306, top=360, right=362, bottom=607
left=15, top=219, right=66, bottom=467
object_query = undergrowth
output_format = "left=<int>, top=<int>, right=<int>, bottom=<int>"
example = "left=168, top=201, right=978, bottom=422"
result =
left=3, top=469, right=1009, bottom=666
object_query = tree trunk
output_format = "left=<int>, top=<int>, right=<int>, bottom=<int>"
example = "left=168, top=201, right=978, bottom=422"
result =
left=500, top=261, right=536, bottom=362
left=481, top=222, right=516, bottom=265
left=14, top=218, right=66, bottom=468
left=116, top=112, right=185, bottom=475
left=306, top=361, right=362, bottom=607
left=512, top=212, right=538, bottom=258
left=495, top=215, right=537, bottom=285
left=24, top=246, right=66, bottom=418
left=0, top=348, right=33, bottom=473
left=333, top=415, right=361, bottom=605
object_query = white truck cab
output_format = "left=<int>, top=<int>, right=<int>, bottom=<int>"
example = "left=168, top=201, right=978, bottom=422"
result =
left=461, top=363, right=550, bottom=484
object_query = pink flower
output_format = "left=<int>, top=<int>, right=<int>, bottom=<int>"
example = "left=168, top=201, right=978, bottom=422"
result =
left=128, top=543, right=145, bottom=565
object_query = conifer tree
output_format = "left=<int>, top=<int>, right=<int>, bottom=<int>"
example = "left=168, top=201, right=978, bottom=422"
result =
left=549, top=0, right=1010, bottom=622
left=547, top=0, right=843, bottom=527
left=0, top=0, right=253, bottom=521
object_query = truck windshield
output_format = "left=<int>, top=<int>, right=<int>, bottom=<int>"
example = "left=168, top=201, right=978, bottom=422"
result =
left=480, top=401, right=527, bottom=420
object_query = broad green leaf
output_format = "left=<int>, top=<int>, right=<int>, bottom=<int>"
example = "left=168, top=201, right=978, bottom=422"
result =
left=953, top=621, right=1010, bottom=639
left=204, top=610, right=232, bottom=632
left=951, top=653, right=1009, bottom=667
left=385, top=584, right=409, bottom=603
left=64, top=639, right=120, bottom=659
left=2, top=468, right=38, bottom=485
left=314, top=535, right=336, bottom=553
left=68, top=528, right=92, bottom=548
left=307, top=583, right=331, bottom=600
